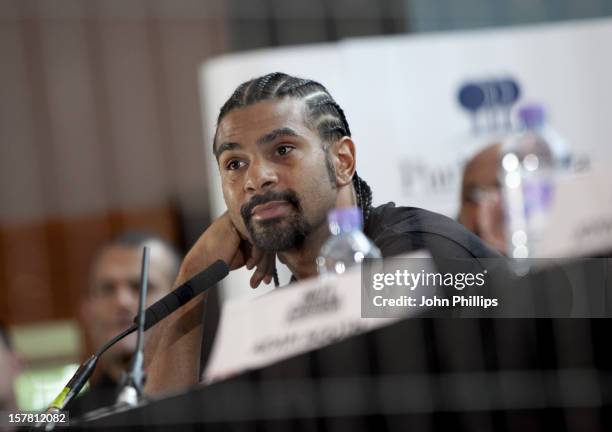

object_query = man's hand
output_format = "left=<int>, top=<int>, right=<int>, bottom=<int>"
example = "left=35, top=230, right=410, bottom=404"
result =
left=178, top=212, right=275, bottom=289
left=144, top=212, right=275, bottom=396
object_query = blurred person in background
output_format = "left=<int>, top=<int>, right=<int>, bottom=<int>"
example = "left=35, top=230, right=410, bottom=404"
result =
left=0, top=323, right=22, bottom=413
left=458, top=143, right=507, bottom=254
left=69, top=231, right=180, bottom=417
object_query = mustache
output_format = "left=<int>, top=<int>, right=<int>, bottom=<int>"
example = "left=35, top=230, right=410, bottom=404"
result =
left=240, top=189, right=301, bottom=224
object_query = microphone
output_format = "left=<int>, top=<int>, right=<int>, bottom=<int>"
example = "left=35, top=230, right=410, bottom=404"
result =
left=41, top=259, right=229, bottom=420
left=115, top=246, right=150, bottom=407
left=138, top=259, right=229, bottom=330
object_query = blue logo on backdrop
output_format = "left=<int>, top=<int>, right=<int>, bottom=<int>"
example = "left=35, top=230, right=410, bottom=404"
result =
left=457, top=78, right=521, bottom=134
left=397, top=78, right=522, bottom=200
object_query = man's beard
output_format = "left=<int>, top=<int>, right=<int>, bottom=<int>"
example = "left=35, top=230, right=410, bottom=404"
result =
left=240, top=189, right=313, bottom=252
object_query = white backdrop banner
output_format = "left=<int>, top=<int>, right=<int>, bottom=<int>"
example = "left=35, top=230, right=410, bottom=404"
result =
left=199, top=18, right=612, bottom=301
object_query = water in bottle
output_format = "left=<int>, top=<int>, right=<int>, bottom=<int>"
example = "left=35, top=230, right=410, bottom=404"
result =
left=499, top=104, right=570, bottom=259
left=317, top=207, right=381, bottom=275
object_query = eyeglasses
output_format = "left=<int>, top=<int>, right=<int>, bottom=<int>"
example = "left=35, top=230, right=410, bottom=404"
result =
left=466, top=185, right=501, bottom=205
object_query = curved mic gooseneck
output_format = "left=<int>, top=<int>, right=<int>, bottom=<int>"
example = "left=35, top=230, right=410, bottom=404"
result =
left=42, top=259, right=229, bottom=416
left=115, top=246, right=150, bottom=406
left=45, top=324, right=138, bottom=414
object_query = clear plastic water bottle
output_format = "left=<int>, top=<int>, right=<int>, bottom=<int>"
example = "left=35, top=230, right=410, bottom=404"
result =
left=499, top=104, right=570, bottom=259
left=317, top=207, right=381, bottom=275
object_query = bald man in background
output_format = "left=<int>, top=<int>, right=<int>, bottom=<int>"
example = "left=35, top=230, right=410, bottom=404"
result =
left=458, top=143, right=507, bottom=254
left=70, top=232, right=180, bottom=417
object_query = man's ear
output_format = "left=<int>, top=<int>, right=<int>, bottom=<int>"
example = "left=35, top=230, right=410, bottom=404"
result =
left=330, top=137, right=356, bottom=187
left=79, top=299, right=91, bottom=325
left=458, top=203, right=479, bottom=235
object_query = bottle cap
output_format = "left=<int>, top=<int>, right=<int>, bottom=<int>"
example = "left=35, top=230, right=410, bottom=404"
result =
left=327, top=207, right=363, bottom=234
left=518, top=104, right=546, bottom=129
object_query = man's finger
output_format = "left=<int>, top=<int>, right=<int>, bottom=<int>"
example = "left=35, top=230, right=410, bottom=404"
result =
left=246, top=245, right=264, bottom=270
left=250, top=267, right=265, bottom=289
left=249, top=253, right=276, bottom=288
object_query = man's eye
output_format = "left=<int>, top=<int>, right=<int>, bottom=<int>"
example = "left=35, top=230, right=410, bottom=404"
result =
left=226, top=160, right=246, bottom=170
left=276, top=145, right=294, bottom=156
left=95, top=283, right=114, bottom=297
left=129, top=281, right=140, bottom=295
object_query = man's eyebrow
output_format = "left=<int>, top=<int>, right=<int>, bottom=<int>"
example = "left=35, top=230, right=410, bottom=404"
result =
left=257, top=127, right=300, bottom=146
left=214, top=141, right=241, bottom=160
left=214, top=127, right=300, bottom=160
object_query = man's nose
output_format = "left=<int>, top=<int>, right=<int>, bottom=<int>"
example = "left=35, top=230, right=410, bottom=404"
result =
left=244, top=158, right=278, bottom=193
left=112, top=285, right=137, bottom=312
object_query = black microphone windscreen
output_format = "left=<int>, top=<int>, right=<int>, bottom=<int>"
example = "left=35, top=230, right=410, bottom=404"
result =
left=141, top=260, right=229, bottom=330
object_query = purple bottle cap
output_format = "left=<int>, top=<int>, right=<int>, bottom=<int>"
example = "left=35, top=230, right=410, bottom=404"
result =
left=518, top=104, right=546, bottom=129
left=327, top=207, right=363, bottom=234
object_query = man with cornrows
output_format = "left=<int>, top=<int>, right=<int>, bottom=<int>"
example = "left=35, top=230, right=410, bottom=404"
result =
left=144, top=72, right=496, bottom=394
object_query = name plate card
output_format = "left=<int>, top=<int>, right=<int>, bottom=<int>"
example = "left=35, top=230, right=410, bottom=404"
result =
left=202, top=261, right=420, bottom=383
left=540, top=169, right=612, bottom=257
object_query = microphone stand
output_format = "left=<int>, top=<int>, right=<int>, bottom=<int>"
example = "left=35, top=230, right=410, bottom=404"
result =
left=35, top=247, right=150, bottom=430
left=33, top=257, right=229, bottom=430
left=33, top=325, right=137, bottom=431
left=115, top=246, right=149, bottom=406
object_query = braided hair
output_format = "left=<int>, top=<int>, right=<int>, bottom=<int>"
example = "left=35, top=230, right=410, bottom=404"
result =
left=216, top=73, right=374, bottom=285
left=216, top=72, right=373, bottom=226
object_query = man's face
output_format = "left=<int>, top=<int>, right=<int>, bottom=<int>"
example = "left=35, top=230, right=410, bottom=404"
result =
left=214, top=98, right=338, bottom=252
left=83, top=243, right=175, bottom=360
left=0, top=340, right=20, bottom=410
left=460, top=143, right=506, bottom=253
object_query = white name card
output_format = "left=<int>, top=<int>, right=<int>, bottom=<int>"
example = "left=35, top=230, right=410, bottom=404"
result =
left=540, top=168, right=612, bottom=257
left=203, top=266, right=406, bottom=384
